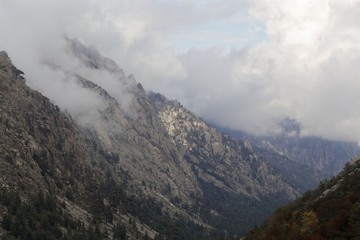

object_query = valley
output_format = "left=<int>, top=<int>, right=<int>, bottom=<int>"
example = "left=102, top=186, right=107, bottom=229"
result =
left=0, top=43, right=359, bottom=239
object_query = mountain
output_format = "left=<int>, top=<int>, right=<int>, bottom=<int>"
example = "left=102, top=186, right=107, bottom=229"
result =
left=245, top=155, right=360, bottom=240
left=0, top=51, right=114, bottom=239
left=218, top=117, right=360, bottom=185
left=0, top=40, right=303, bottom=240
left=148, top=93, right=299, bottom=235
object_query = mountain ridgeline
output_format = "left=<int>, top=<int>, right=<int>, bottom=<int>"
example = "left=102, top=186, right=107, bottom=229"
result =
left=0, top=45, right=294, bottom=239
left=218, top=118, right=360, bottom=191
left=0, top=39, right=359, bottom=239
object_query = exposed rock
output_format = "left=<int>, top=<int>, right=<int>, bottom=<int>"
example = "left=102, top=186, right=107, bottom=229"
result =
left=0, top=46, right=312, bottom=239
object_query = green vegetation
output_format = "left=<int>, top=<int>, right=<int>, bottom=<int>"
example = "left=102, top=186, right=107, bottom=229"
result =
left=113, top=224, right=126, bottom=240
left=0, top=189, right=103, bottom=240
left=199, top=179, right=290, bottom=238
left=84, top=177, right=208, bottom=239
left=245, top=161, right=360, bottom=240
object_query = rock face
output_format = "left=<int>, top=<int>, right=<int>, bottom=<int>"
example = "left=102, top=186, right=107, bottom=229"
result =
left=149, top=93, right=299, bottom=235
left=0, top=43, right=306, bottom=239
left=65, top=40, right=299, bottom=236
left=0, top=51, right=90, bottom=193
left=0, top=51, right=117, bottom=239
left=149, top=93, right=297, bottom=198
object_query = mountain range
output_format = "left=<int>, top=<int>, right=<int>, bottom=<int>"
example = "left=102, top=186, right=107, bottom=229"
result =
left=0, top=39, right=359, bottom=239
left=219, top=117, right=360, bottom=179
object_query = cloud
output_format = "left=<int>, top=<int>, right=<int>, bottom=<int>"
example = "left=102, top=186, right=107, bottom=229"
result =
left=168, top=0, right=360, bottom=141
left=1, top=0, right=360, bottom=141
left=27, top=67, right=106, bottom=127
left=233, top=0, right=360, bottom=140
left=0, top=0, right=139, bottom=124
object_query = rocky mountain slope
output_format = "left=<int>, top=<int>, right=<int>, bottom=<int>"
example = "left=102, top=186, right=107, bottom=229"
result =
left=149, top=93, right=299, bottom=235
left=219, top=118, right=360, bottom=184
left=59, top=39, right=302, bottom=236
left=245, top=155, right=360, bottom=240
left=0, top=51, right=114, bottom=239
left=0, top=40, right=304, bottom=239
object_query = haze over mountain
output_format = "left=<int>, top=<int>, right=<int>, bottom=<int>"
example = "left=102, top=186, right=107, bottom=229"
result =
left=0, top=42, right=301, bottom=238
left=218, top=118, right=360, bottom=179
left=1, top=35, right=359, bottom=239
left=1, top=1, right=360, bottom=239
left=1, top=0, right=360, bottom=142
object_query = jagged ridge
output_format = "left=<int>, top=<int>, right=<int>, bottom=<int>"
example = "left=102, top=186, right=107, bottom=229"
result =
left=0, top=43, right=316, bottom=239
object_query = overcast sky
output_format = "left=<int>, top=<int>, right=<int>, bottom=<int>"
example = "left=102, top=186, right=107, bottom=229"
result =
left=1, top=0, right=360, bottom=142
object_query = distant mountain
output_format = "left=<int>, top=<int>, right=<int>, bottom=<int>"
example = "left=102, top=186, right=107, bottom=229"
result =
left=245, top=155, right=360, bottom=239
left=218, top=117, right=360, bottom=184
left=0, top=39, right=304, bottom=240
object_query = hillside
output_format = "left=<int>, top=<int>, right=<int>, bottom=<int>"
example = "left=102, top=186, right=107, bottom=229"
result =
left=0, top=51, right=114, bottom=239
left=63, top=39, right=300, bottom=237
left=245, top=156, right=360, bottom=240
left=0, top=41, right=302, bottom=239
left=149, top=92, right=299, bottom=236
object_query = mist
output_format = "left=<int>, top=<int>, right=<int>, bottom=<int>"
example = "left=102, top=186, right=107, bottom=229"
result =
left=1, top=0, right=360, bottom=142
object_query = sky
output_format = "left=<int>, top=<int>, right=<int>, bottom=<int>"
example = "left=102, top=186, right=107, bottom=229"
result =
left=1, top=0, right=360, bottom=142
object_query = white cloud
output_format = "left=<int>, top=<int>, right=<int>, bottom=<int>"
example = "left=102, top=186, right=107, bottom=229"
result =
left=27, top=67, right=106, bottom=127
left=1, top=0, right=360, bottom=141
left=235, top=0, right=360, bottom=140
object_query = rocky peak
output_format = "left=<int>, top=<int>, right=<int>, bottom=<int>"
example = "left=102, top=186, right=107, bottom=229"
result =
left=66, top=37, right=125, bottom=77
left=279, top=117, right=301, bottom=136
left=149, top=91, right=181, bottom=110
left=0, top=51, right=25, bottom=81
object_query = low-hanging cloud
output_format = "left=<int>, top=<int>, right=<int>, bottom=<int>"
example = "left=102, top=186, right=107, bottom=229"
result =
left=28, top=67, right=106, bottom=127
left=0, top=0, right=137, bottom=125
left=1, top=0, right=360, bottom=142
left=168, top=0, right=360, bottom=141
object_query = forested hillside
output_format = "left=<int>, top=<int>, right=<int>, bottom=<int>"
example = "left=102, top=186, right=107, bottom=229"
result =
left=245, top=156, right=360, bottom=240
